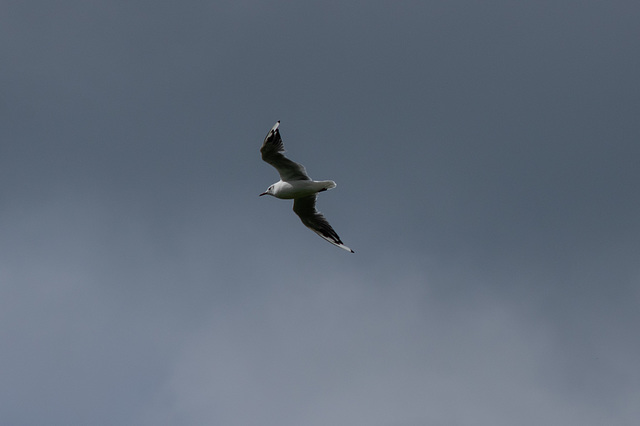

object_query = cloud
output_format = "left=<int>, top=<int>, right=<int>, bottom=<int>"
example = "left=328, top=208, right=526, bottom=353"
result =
left=131, top=263, right=628, bottom=426
left=2, top=1, right=639, bottom=425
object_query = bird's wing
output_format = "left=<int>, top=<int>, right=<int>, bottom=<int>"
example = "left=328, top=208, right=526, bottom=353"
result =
left=293, top=195, right=354, bottom=253
left=260, top=121, right=311, bottom=181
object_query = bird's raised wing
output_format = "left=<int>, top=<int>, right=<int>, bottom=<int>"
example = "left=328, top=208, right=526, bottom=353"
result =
left=260, top=121, right=311, bottom=181
left=293, top=195, right=354, bottom=253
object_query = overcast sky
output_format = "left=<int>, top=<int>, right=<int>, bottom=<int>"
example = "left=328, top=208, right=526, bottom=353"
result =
left=2, top=1, right=639, bottom=425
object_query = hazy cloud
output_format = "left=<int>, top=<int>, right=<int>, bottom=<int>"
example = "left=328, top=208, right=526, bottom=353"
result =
left=1, top=1, right=639, bottom=425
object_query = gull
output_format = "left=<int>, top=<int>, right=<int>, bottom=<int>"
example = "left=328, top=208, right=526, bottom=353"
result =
left=259, top=121, right=354, bottom=253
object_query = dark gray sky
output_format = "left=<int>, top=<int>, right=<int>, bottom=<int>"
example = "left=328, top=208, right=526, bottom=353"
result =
left=2, top=1, right=639, bottom=425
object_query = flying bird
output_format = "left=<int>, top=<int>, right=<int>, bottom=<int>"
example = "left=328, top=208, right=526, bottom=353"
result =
left=259, top=121, right=354, bottom=253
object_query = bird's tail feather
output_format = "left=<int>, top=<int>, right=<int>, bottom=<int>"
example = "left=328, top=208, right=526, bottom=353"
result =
left=323, top=181, right=337, bottom=190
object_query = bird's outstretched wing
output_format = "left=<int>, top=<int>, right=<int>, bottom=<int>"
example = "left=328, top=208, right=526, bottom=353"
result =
left=260, top=121, right=311, bottom=181
left=293, top=195, right=354, bottom=253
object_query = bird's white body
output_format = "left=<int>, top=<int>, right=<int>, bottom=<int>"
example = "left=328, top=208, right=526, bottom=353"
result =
left=265, top=180, right=336, bottom=199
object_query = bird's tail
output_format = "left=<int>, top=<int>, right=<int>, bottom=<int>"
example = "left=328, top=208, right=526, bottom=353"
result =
left=322, top=180, right=336, bottom=190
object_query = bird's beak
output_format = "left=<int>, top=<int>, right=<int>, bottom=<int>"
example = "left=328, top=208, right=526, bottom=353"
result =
left=259, top=192, right=267, bottom=196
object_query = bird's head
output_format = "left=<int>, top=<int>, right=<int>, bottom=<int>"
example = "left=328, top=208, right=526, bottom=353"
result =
left=259, top=185, right=274, bottom=197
